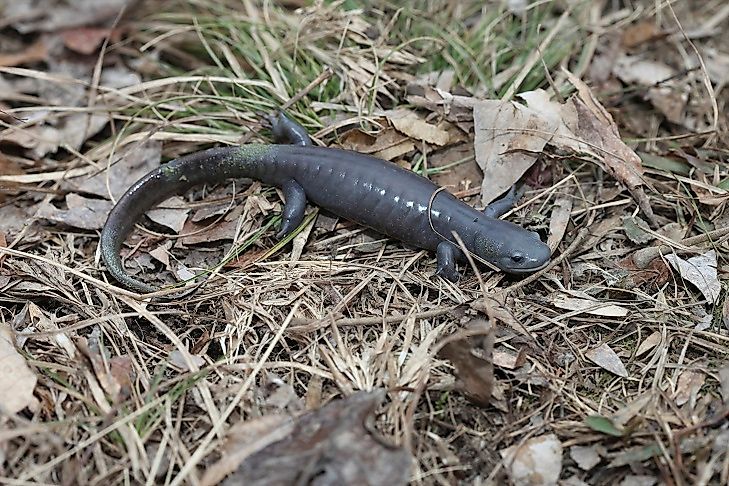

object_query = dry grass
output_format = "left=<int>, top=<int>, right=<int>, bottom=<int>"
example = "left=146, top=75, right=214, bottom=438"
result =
left=1, top=0, right=728, bottom=484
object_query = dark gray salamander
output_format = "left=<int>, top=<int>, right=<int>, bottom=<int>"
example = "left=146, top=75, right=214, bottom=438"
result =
left=100, top=113, right=551, bottom=293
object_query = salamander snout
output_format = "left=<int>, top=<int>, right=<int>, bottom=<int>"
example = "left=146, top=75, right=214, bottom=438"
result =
left=504, top=232, right=551, bottom=273
left=475, top=225, right=551, bottom=274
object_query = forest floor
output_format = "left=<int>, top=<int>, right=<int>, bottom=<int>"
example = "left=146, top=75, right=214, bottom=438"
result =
left=1, top=1, right=728, bottom=485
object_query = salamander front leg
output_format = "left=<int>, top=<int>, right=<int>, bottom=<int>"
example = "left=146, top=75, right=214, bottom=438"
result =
left=277, top=179, right=307, bottom=238
left=483, top=185, right=524, bottom=218
left=268, top=111, right=313, bottom=146
left=435, top=241, right=461, bottom=282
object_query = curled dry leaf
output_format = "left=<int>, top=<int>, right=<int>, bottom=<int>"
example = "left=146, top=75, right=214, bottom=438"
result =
left=437, top=318, right=494, bottom=406
left=674, top=370, right=705, bottom=407
left=552, top=291, right=629, bottom=317
left=546, top=195, right=572, bottom=251
left=635, top=331, right=662, bottom=357
left=339, top=127, right=416, bottom=161
left=470, top=79, right=654, bottom=224
left=585, top=343, right=628, bottom=378
left=0, top=324, right=37, bottom=414
left=613, top=55, right=687, bottom=124
left=36, top=193, right=112, bottom=230
left=76, top=336, right=133, bottom=403
left=147, top=196, right=190, bottom=233
left=473, top=92, right=556, bottom=204
left=562, top=71, right=656, bottom=226
left=66, top=140, right=162, bottom=200
left=201, top=415, right=294, bottom=486
left=388, top=109, right=450, bottom=146
left=665, top=250, right=721, bottom=304
left=500, top=434, right=563, bottom=486
left=211, top=390, right=411, bottom=486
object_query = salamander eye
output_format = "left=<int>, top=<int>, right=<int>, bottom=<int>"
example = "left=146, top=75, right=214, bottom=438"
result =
left=511, top=252, right=524, bottom=263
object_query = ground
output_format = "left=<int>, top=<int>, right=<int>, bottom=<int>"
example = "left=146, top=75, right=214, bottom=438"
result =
left=1, top=1, right=728, bottom=485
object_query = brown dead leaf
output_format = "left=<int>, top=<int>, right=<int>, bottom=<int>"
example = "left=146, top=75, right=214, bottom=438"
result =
left=674, top=370, right=705, bottom=407
left=613, top=55, right=688, bottom=124
left=0, top=324, right=38, bottom=414
left=36, top=193, right=113, bottom=230
left=437, top=318, right=494, bottom=406
left=585, top=343, right=628, bottom=378
left=547, top=195, right=572, bottom=251
left=66, top=140, right=162, bottom=200
left=493, top=347, right=526, bottom=370
left=148, top=241, right=173, bottom=267
left=147, top=197, right=190, bottom=233
left=617, top=253, right=671, bottom=289
left=180, top=216, right=240, bottom=246
left=210, top=390, right=411, bottom=486
left=77, top=336, right=133, bottom=403
left=0, top=113, right=109, bottom=159
left=665, top=250, right=721, bottom=304
left=61, top=27, right=121, bottom=55
left=0, top=39, right=47, bottom=67
left=552, top=291, right=629, bottom=317
left=429, top=144, right=480, bottom=193
left=169, top=349, right=205, bottom=372
left=388, top=110, right=450, bottom=146
left=25, top=302, right=76, bottom=358
left=563, top=71, right=656, bottom=226
left=3, top=0, right=136, bottom=33
left=339, top=127, right=415, bottom=161
left=201, top=415, right=294, bottom=486
left=621, top=21, right=664, bottom=48
left=473, top=91, right=556, bottom=204
left=0, top=203, right=41, bottom=241
left=635, top=331, right=662, bottom=357
left=612, top=394, right=652, bottom=427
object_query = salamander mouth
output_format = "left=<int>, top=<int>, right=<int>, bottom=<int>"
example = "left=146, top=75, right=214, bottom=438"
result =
left=503, top=259, right=550, bottom=274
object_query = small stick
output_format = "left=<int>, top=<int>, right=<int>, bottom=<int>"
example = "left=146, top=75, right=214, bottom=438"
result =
left=633, top=226, right=729, bottom=268
left=289, top=306, right=455, bottom=334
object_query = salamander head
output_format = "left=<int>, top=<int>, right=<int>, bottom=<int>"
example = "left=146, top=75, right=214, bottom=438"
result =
left=474, top=221, right=551, bottom=274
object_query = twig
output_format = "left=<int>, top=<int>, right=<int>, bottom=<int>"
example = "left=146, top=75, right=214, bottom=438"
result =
left=289, top=306, right=456, bottom=334
left=633, top=226, right=729, bottom=268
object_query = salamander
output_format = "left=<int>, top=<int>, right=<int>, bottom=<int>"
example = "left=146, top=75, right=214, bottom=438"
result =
left=100, top=112, right=551, bottom=293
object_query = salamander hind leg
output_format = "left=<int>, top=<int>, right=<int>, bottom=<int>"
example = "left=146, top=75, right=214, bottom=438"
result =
left=435, top=241, right=461, bottom=282
left=268, top=111, right=313, bottom=146
left=276, top=179, right=307, bottom=238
